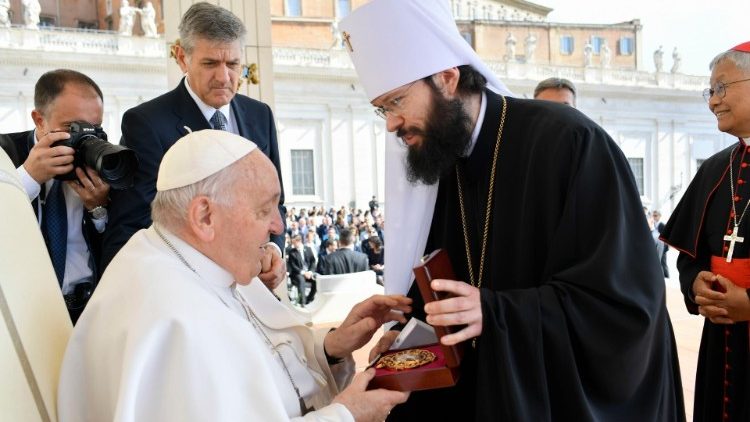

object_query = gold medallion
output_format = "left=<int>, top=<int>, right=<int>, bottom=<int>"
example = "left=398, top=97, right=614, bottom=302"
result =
left=375, top=348, right=437, bottom=371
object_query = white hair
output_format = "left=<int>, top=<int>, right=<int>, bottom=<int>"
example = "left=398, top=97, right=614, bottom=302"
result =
left=709, top=50, right=750, bottom=74
left=151, top=158, right=245, bottom=232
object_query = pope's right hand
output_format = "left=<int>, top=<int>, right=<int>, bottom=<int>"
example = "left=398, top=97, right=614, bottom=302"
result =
left=332, top=368, right=409, bottom=422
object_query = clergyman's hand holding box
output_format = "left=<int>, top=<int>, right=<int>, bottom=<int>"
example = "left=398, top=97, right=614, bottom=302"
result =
left=368, top=249, right=464, bottom=392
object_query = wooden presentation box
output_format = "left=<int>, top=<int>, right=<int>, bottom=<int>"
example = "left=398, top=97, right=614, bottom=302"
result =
left=368, top=249, right=464, bottom=392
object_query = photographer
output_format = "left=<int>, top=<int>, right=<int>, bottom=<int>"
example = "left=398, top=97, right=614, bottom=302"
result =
left=0, top=69, right=110, bottom=324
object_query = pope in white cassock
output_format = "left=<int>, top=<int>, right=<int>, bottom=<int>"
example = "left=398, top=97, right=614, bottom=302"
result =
left=57, top=130, right=411, bottom=421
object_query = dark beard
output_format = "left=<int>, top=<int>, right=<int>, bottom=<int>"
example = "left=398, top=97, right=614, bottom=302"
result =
left=400, top=86, right=473, bottom=185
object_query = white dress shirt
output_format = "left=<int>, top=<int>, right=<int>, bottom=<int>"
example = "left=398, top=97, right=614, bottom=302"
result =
left=16, top=130, right=106, bottom=294
left=184, top=77, right=238, bottom=135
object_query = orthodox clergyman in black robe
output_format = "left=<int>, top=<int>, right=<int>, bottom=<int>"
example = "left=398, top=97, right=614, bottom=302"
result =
left=339, top=1, right=686, bottom=420
left=390, top=90, right=686, bottom=421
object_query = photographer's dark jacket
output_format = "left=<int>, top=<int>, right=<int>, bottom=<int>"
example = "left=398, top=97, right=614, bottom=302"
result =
left=0, top=130, right=104, bottom=319
left=102, top=78, right=286, bottom=271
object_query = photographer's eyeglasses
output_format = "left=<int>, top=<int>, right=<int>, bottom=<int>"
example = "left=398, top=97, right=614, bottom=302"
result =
left=374, top=81, right=418, bottom=119
left=703, top=78, right=750, bottom=102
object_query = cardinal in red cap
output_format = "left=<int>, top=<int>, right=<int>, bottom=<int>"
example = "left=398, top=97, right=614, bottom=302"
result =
left=661, top=42, right=750, bottom=422
left=731, top=41, right=750, bottom=53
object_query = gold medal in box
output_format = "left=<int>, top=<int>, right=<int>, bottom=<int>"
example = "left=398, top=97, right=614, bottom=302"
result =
left=375, top=348, right=437, bottom=371
left=368, top=249, right=464, bottom=392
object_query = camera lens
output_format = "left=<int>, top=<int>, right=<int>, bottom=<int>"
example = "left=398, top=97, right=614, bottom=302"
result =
left=80, top=138, right=138, bottom=190
left=52, top=122, right=139, bottom=189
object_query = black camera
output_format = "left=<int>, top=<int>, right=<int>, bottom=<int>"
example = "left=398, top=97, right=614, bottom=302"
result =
left=51, top=121, right=138, bottom=190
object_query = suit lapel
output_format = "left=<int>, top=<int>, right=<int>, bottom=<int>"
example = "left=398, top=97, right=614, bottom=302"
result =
left=172, top=79, right=212, bottom=137
left=231, top=96, right=253, bottom=140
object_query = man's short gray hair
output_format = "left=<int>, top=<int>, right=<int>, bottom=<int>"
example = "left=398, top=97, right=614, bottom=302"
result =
left=533, top=77, right=577, bottom=99
left=151, top=159, right=243, bottom=232
left=178, top=2, right=247, bottom=54
left=709, top=50, right=750, bottom=74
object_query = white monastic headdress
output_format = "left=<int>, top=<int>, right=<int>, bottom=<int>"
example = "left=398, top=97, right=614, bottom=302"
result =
left=339, top=0, right=513, bottom=294
left=157, top=129, right=257, bottom=191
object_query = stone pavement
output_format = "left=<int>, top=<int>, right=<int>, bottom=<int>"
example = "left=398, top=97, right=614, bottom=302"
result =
left=664, top=249, right=703, bottom=421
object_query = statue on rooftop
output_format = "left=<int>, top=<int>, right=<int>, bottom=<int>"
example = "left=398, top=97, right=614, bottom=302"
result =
left=0, top=0, right=11, bottom=28
left=22, top=0, right=41, bottom=30
left=505, top=32, right=517, bottom=62
left=524, top=33, right=537, bottom=63
left=600, top=40, right=612, bottom=68
left=670, top=47, right=682, bottom=74
left=140, top=1, right=157, bottom=38
left=653, top=45, right=664, bottom=72
left=119, top=0, right=139, bottom=36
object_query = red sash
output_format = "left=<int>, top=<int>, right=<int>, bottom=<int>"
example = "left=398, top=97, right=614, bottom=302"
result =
left=710, top=256, right=750, bottom=354
left=710, top=256, right=750, bottom=288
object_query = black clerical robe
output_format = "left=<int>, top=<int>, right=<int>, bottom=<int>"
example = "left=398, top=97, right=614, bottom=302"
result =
left=661, top=141, right=749, bottom=422
left=389, top=91, right=685, bottom=421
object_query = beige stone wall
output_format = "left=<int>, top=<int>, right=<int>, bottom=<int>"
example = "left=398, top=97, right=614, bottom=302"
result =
left=271, top=0, right=369, bottom=18
left=272, top=21, right=333, bottom=49
left=469, top=22, right=638, bottom=70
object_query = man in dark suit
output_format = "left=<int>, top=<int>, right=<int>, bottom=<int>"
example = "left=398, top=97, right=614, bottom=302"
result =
left=316, top=238, right=338, bottom=274
left=1, top=69, right=110, bottom=323
left=318, top=228, right=369, bottom=275
left=103, top=3, right=286, bottom=290
left=285, top=234, right=316, bottom=306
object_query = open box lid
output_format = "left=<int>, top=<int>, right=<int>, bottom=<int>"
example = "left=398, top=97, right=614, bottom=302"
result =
left=412, top=249, right=464, bottom=369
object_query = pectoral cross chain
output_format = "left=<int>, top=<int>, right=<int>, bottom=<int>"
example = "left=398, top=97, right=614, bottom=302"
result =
left=723, top=225, right=744, bottom=263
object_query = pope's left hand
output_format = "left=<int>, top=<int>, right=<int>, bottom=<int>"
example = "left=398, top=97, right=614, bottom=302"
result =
left=424, top=279, right=482, bottom=346
left=257, top=244, right=286, bottom=291
left=324, top=295, right=412, bottom=359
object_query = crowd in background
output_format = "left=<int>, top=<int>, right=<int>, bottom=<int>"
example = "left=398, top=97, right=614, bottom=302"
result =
left=283, top=198, right=386, bottom=306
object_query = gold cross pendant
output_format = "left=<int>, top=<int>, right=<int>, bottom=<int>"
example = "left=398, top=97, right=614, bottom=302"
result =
left=342, top=31, right=353, bottom=52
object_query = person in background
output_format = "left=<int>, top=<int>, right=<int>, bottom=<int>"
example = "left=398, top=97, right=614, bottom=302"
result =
left=652, top=209, right=670, bottom=278
left=369, top=195, right=379, bottom=212
left=661, top=41, right=750, bottom=422
left=286, top=233, right=316, bottom=307
left=0, top=69, right=110, bottom=324
left=533, top=77, right=577, bottom=107
left=366, top=235, right=384, bottom=285
left=103, top=2, right=286, bottom=291
left=316, top=238, right=338, bottom=274
left=318, top=228, right=368, bottom=275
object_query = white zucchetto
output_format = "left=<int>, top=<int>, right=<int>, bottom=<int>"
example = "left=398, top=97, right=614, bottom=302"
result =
left=156, top=129, right=257, bottom=191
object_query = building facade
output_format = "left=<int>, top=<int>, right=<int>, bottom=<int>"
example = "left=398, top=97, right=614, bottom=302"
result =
left=0, top=0, right=732, bottom=215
